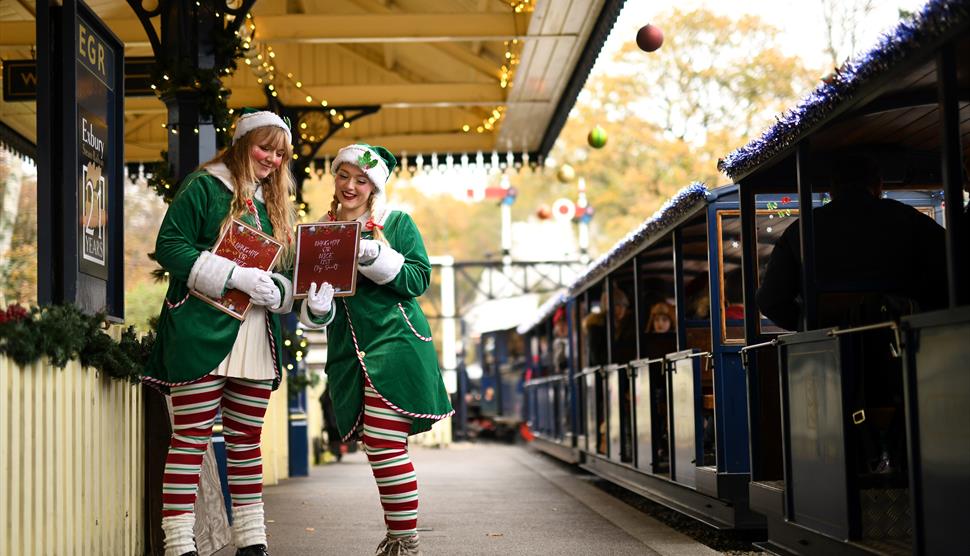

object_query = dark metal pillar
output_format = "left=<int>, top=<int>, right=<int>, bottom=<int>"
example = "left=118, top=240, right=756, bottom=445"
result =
left=159, top=3, right=217, bottom=178
left=796, top=143, right=817, bottom=330
left=937, top=44, right=969, bottom=307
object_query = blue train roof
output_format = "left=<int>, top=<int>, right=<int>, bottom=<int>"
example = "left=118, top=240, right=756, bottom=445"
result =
left=718, top=0, right=970, bottom=181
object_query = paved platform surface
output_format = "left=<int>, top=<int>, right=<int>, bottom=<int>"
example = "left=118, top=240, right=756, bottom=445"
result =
left=218, top=442, right=719, bottom=555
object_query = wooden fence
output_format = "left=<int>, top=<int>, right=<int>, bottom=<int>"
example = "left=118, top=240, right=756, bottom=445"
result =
left=0, top=356, right=144, bottom=556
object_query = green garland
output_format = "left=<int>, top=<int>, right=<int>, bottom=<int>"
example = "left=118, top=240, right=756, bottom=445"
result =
left=283, top=328, right=320, bottom=398
left=147, top=151, right=177, bottom=203
left=0, top=304, right=154, bottom=384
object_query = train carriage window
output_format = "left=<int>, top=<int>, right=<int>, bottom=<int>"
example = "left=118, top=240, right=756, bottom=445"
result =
left=610, top=261, right=637, bottom=365
left=754, top=198, right=801, bottom=335
left=716, top=211, right=746, bottom=343
left=680, top=216, right=713, bottom=354
left=582, top=282, right=608, bottom=368
left=636, top=237, right=677, bottom=359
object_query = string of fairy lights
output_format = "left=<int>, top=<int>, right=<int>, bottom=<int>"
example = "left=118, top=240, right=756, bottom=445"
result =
left=236, top=6, right=528, bottom=140
left=238, top=13, right=354, bottom=138
left=149, top=5, right=542, bottom=179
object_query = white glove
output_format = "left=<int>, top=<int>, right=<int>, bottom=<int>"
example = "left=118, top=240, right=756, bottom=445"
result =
left=358, top=239, right=381, bottom=264
left=308, top=282, right=335, bottom=316
left=228, top=265, right=275, bottom=298
left=250, top=279, right=282, bottom=308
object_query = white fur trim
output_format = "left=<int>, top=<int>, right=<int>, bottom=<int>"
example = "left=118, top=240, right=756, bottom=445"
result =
left=232, top=502, right=267, bottom=548
left=299, top=299, right=335, bottom=330
left=162, top=514, right=196, bottom=556
left=206, top=162, right=234, bottom=191
left=188, top=251, right=235, bottom=298
left=205, top=162, right=263, bottom=201
left=330, top=144, right=391, bottom=193
left=268, top=273, right=294, bottom=314
left=358, top=244, right=404, bottom=285
left=233, top=111, right=291, bottom=145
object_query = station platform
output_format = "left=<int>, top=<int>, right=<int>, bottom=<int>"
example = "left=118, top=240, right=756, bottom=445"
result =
left=217, top=442, right=720, bottom=555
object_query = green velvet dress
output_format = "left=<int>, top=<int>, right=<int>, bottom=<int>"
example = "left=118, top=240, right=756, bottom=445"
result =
left=143, top=170, right=286, bottom=391
left=320, top=210, right=454, bottom=439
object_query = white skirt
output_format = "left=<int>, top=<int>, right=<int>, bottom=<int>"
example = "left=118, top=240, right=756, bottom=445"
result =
left=209, top=304, right=275, bottom=381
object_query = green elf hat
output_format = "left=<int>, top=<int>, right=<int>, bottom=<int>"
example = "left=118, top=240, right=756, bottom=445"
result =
left=232, top=108, right=292, bottom=145
left=330, top=143, right=398, bottom=193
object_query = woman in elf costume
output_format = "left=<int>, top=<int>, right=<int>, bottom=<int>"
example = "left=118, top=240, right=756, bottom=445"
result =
left=301, top=143, right=453, bottom=556
left=144, top=109, right=297, bottom=556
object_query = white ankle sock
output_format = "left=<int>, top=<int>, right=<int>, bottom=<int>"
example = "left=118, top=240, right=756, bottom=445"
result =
left=162, top=514, right=196, bottom=556
left=232, top=502, right=267, bottom=548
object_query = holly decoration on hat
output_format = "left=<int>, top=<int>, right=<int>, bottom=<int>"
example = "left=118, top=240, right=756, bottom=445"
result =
left=357, top=150, right=379, bottom=170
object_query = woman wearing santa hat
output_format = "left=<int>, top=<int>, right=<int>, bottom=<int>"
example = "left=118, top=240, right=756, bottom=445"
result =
left=300, top=143, right=453, bottom=556
left=144, top=109, right=297, bottom=556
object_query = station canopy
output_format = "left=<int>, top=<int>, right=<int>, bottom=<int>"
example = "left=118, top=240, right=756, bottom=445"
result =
left=0, top=0, right=624, bottom=164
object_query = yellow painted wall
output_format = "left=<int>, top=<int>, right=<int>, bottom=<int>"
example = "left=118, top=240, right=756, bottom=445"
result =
left=0, top=356, right=144, bottom=556
left=261, top=377, right=289, bottom=486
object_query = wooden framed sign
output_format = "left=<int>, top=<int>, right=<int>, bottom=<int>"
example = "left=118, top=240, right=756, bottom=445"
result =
left=294, top=221, right=361, bottom=298
left=191, top=219, right=284, bottom=320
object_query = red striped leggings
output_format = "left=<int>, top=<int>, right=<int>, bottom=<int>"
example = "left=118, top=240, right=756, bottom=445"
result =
left=162, top=374, right=273, bottom=517
left=362, top=382, right=419, bottom=538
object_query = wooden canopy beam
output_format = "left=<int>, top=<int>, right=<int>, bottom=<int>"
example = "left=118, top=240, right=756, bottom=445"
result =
left=254, top=13, right=549, bottom=43
left=232, top=83, right=507, bottom=107
left=121, top=131, right=497, bottom=161
left=0, top=19, right=156, bottom=48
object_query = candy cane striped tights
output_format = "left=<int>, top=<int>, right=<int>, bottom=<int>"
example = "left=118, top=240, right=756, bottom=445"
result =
left=162, top=374, right=273, bottom=516
left=362, top=382, right=419, bottom=538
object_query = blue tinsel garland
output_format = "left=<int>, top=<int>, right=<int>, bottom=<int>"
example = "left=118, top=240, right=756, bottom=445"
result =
left=718, top=0, right=970, bottom=180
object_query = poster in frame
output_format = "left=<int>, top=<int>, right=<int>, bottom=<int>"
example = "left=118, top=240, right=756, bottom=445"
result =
left=191, top=219, right=284, bottom=320
left=293, top=221, right=361, bottom=298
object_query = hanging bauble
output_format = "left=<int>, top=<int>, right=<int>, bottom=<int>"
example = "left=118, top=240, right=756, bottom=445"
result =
left=536, top=205, right=552, bottom=220
left=557, top=164, right=576, bottom=184
left=636, top=24, right=664, bottom=52
left=587, top=126, right=608, bottom=149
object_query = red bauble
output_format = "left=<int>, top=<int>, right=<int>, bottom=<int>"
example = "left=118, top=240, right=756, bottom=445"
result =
left=536, top=205, right=552, bottom=220
left=636, top=24, right=664, bottom=52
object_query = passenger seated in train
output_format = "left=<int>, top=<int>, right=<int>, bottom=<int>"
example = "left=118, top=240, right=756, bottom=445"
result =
left=583, top=291, right=609, bottom=367
left=551, top=308, right=570, bottom=373
left=757, top=153, right=948, bottom=477
left=611, top=288, right=637, bottom=363
left=756, top=154, right=947, bottom=332
left=645, top=301, right=675, bottom=334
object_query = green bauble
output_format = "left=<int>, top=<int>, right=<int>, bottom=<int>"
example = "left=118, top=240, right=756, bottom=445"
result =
left=587, top=126, right=608, bottom=149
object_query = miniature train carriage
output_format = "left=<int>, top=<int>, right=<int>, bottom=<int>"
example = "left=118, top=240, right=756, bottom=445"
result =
left=522, top=183, right=770, bottom=528
left=518, top=177, right=945, bottom=535
left=718, top=1, right=969, bottom=553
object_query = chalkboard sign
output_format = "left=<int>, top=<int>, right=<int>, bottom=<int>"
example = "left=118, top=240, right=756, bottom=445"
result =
left=191, top=219, right=284, bottom=320
left=294, top=221, right=361, bottom=298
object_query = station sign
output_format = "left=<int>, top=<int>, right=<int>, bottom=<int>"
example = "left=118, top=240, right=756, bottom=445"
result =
left=2, top=57, right=155, bottom=101
left=76, top=15, right=114, bottom=280
left=36, top=0, right=125, bottom=319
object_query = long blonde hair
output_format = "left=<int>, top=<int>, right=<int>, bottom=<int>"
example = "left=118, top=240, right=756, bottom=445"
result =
left=210, top=126, right=297, bottom=266
left=329, top=163, right=387, bottom=244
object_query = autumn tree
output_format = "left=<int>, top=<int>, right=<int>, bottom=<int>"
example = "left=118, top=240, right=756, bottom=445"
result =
left=819, top=0, right=877, bottom=68
left=508, top=7, right=817, bottom=254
